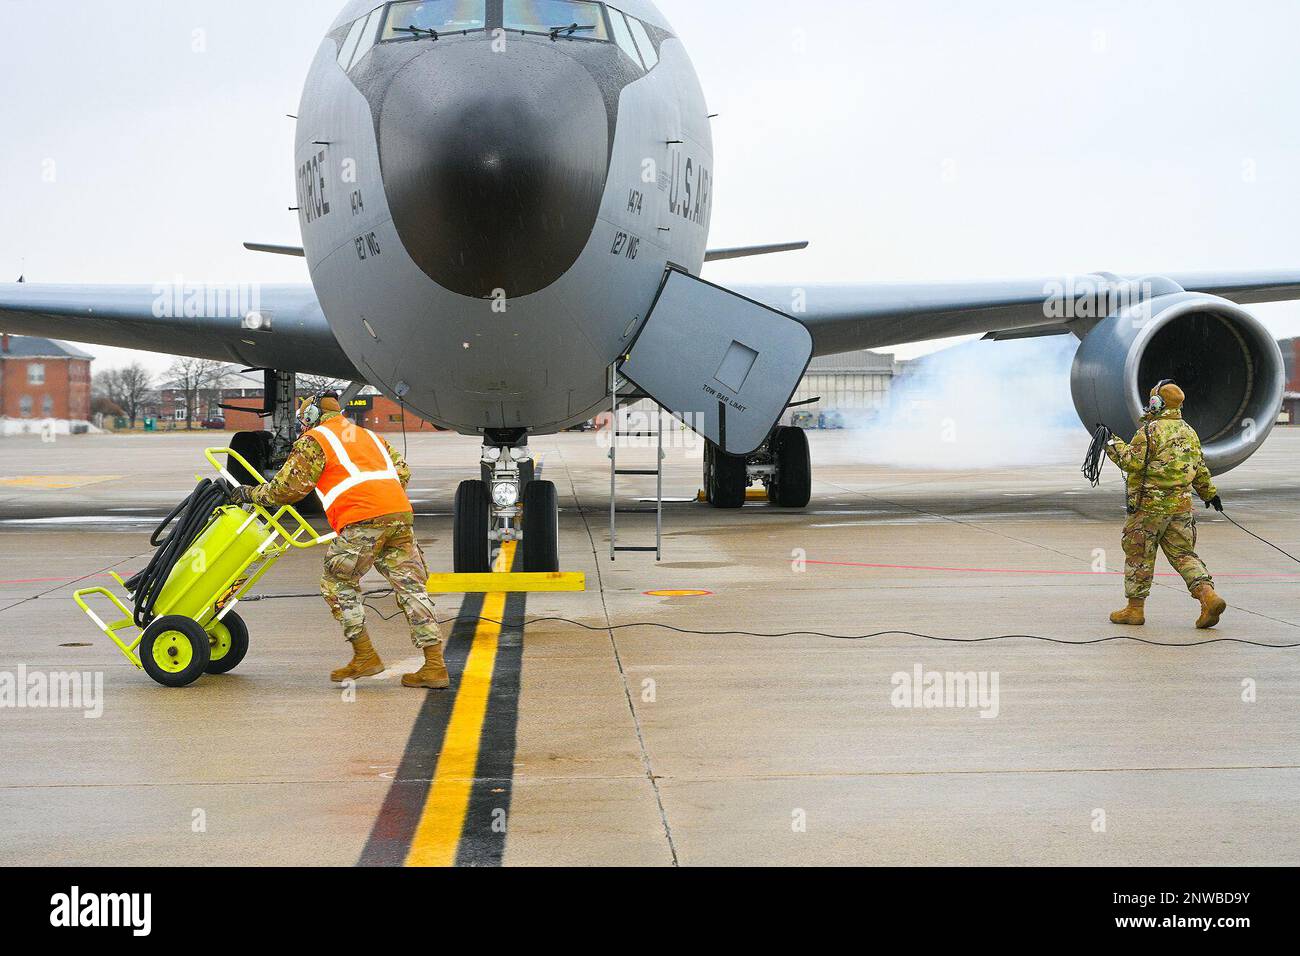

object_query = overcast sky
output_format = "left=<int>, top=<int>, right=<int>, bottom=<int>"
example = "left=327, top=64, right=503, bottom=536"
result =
left=2, top=0, right=1298, bottom=374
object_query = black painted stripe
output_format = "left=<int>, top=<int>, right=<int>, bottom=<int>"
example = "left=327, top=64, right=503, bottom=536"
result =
left=356, top=593, right=485, bottom=868
left=454, top=585, right=526, bottom=866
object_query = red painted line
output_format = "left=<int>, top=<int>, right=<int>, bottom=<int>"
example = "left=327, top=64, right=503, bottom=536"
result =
left=806, top=559, right=1300, bottom=580
left=0, top=573, right=119, bottom=586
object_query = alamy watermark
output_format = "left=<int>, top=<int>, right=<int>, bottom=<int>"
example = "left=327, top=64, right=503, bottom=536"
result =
left=152, top=277, right=262, bottom=320
left=890, top=664, right=1000, bottom=718
left=1041, top=276, right=1157, bottom=321
left=50, top=887, right=150, bottom=936
left=0, top=666, right=104, bottom=719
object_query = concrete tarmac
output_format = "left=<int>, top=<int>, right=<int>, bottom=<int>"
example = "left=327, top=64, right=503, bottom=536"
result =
left=1, top=428, right=1297, bottom=866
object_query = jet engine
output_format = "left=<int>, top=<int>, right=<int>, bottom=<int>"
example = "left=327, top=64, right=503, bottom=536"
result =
left=1070, top=279, right=1284, bottom=474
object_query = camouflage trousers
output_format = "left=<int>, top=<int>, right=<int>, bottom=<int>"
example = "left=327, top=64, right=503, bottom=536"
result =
left=320, top=516, right=442, bottom=649
left=1121, top=510, right=1213, bottom=600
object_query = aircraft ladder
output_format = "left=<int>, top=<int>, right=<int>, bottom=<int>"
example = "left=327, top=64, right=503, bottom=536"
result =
left=607, top=362, right=664, bottom=561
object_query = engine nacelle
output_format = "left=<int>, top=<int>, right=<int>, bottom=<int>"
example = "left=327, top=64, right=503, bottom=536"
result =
left=1071, top=285, right=1284, bottom=475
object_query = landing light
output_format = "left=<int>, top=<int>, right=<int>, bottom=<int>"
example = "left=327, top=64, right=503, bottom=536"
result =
left=492, top=481, right=519, bottom=508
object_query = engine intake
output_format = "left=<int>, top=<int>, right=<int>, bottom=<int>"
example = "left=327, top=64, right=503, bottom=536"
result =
left=1071, top=287, right=1284, bottom=475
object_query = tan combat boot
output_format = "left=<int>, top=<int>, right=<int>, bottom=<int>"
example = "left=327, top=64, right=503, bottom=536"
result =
left=402, top=643, right=450, bottom=690
left=330, top=634, right=385, bottom=682
left=1192, top=585, right=1227, bottom=630
left=1109, top=599, right=1145, bottom=626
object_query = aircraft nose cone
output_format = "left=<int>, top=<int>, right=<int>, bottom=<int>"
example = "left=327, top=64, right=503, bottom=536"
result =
left=379, top=42, right=611, bottom=299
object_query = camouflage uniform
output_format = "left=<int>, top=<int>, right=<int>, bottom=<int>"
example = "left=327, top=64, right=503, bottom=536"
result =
left=250, top=413, right=441, bottom=649
left=1104, top=408, right=1218, bottom=600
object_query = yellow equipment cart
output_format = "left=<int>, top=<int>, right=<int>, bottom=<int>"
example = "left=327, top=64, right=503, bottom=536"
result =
left=73, top=448, right=334, bottom=687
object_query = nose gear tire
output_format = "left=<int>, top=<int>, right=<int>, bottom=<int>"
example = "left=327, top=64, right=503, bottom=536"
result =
left=454, top=479, right=492, bottom=573
left=521, top=480, right=560, bottom=573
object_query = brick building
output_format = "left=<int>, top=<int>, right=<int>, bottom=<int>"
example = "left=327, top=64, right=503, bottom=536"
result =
left=1282, top=337, right=1300, bottom=425
left=0, top=334, right=93, bottom=432
left=218, top=382, right=441, bottom=434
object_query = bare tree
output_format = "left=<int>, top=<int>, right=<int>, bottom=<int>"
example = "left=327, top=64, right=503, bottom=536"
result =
left=93, top=362, right=154, bottom=427
left=165, top=358, right=227, bottom=431
left=297, top=375, right=347, bottom=398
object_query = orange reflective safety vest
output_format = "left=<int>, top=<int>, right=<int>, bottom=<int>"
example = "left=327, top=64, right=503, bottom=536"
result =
left=305, top=415, right=410, bottom=532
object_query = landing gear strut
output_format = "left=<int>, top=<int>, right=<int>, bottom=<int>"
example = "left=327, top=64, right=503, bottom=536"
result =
left=227, top=370, right=297, bottom=482
left=225, top=370, right=326, bottom=514
left=704, top=424, right=811, bottom=509
left=453, top=430, right=559, bottom=573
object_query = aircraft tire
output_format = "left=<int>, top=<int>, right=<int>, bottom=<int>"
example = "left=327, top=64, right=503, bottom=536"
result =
left=709, top=444, right=748, bottom=509
left=454, top=480, right=492, bottom=573
left=702, top=443, right=714, bottom=503
left=228, top=431, right=272, bottom=485
left=521, top=480, right=560, bottom=573
left=769, top=426, right=812, bottom=508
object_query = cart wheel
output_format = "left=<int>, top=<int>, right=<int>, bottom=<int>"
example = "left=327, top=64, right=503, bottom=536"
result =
left=206, top=612, right=250, bottom=675
left=140, top=616, right=212, bottom=688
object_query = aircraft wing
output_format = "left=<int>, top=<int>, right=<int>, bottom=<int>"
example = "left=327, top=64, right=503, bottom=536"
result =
left=0, top=283, right=362, bottom=380
left=732, top=270, right=1300, bottom=356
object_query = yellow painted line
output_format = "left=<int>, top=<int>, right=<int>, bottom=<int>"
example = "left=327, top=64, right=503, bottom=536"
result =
left=0, top=475, right=123, bottom=490
left=645, top=589, right=714, bottom=598
left=404, top=541, right=514, bottom=868
left=427, top=571, right=585, bottom=593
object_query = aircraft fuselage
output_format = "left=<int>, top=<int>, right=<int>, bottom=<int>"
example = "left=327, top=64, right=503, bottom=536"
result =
left=296, top=0, right=713, bottom=436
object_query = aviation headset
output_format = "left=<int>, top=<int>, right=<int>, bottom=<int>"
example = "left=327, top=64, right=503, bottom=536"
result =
left=297, top=389, right=336, bottom=430
left=1148, top=378, right=1178, bottom=414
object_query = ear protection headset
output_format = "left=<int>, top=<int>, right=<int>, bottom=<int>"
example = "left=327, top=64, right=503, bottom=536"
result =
left=297, top=390, right=333, bottom=430
left=1148, top=378, right=1177, bottom=413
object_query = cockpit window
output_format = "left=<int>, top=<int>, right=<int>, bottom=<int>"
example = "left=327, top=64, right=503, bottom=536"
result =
left=504, top=0, right=610, bottom=41
left=337, top=16, right=370, bottom=68
left=349, top=7, right=387, bottom=68
left=625, top=14, right=658, bottom=69
left=606, top=8, right=643, bottom=68
left=381, top=0, right=488, bottom=41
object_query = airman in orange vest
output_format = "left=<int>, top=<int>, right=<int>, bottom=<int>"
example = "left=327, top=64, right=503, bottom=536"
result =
left=230, top=394, right=449, bottom=688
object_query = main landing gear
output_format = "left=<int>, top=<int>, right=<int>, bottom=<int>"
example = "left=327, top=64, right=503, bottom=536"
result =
left=225, top=370, right=325, bottom=514
left=704, top=424, right=811, bottom=509
left=453, top=429, right=560, bottom=573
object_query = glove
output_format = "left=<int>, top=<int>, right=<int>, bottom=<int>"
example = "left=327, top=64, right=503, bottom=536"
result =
left=1205, top=495, right=1224, bottom=512
left=227, top=484, right=255, bottom=506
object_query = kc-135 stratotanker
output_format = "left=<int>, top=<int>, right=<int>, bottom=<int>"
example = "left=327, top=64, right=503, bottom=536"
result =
left=4, top=0, right=1299, bottom=572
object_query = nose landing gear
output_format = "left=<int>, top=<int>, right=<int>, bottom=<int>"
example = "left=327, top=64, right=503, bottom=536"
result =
left=453, top=432, right=560, bottom=573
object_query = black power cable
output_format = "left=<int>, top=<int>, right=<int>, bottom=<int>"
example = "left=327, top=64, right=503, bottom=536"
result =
left=238, top=591, right=1300, bottom=647
left=122, top=479, right=229, bottom=629
left=1221, top=511, right=1300, bottom=566
left=1082, top=424, right=1112, bottom=487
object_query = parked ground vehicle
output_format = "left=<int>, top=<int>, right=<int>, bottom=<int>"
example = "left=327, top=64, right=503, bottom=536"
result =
left=791, top=410, right=818, bottom=429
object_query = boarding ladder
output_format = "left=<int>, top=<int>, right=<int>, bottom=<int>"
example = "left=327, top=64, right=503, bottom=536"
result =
left=608, top=363, right=664, bottom=561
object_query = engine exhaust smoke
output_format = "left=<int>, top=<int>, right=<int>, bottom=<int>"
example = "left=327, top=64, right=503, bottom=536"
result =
left=835, top=336, right=1083, bottom=469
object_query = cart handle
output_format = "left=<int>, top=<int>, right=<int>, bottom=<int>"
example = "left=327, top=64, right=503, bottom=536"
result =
left=205, top=447, right=336, bottom=550
left=73, top=586, right=144, bottom=665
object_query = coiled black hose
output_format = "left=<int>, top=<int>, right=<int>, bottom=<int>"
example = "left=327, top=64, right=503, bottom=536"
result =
left=1081, top=424, right=1112, bottom=487
left=123, top=479, right=230, bottom=629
